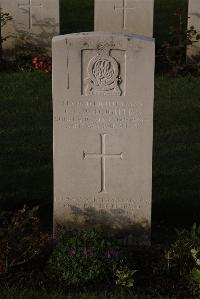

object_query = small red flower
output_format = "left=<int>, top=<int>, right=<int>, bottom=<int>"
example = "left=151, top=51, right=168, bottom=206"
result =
left=32, top=57, right=38, bottom=64
left=32, top=56, right=52, bottom=74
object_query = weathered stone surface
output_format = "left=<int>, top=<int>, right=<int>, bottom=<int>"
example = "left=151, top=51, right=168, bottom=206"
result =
left=187, top=0, right=200, bottom=58
left=0, top=0, right=59, bottom=57
left=53, top=32, right=155, bottom=245
left=95, top=0, right=154, bottom=37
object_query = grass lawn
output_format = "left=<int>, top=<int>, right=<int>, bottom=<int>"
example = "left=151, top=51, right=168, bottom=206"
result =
left=0, top=71, right=52, bottom=219
left=153, top=76, right=200, bottom=224
left=0, top=288, right=179, bottom=299
left=0, top=72, right=200, bottom=226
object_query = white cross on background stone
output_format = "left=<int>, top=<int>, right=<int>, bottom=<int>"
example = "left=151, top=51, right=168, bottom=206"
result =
left=83, top=133, right=123, bottom=193
left=18, top=0, right=43, bottom=29
left=114, top=0, right=136, bottom=29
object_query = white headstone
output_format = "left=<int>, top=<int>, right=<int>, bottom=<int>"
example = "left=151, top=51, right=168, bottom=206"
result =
left=187, top=0, right=200, bottom=58
left=95, top=0, right=154, bottom=37
left=53, top=32, right=155, bottom=245
left=0, top=0, right=59, bottom=57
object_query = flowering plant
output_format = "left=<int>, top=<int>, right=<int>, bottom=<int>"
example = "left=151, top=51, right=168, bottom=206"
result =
left=32, top=56, right=52, bottom=73
left=0, top=206, right=50, bottom=273
left=48, top=229, right=126, bottom=286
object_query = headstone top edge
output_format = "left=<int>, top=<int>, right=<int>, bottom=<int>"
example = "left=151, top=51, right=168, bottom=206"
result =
left=52, top=32, right=155, bottom=44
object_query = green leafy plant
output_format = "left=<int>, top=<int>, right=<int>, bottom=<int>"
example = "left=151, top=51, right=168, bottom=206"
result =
left=191, top=248, right=200, bottom=285
left=0, top=9, right=12, bottom=62
left=157, top=10, right=200, bottom=76
left=115, top=265, right=137, bottom=289
left=48, top=229, right=130, bottom=286
left=167, top=223, right=200, bottom=276
left=0, top=206, right=49, bottom=273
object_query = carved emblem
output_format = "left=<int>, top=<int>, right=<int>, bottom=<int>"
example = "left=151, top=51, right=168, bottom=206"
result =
left=85, top=43, right=122, bottom=96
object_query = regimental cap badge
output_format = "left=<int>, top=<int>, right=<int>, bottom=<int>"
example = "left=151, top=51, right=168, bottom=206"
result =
left=85, top=43, right=122, bottom=96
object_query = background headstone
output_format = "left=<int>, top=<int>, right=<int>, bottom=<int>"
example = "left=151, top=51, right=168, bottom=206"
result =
left=0, top=0, right=59, bottom=58
left=95, top=0, right=154, bottom=37
left=187, top=0, right=200, bottom=58
left=53, top=32, right=155, bottom=245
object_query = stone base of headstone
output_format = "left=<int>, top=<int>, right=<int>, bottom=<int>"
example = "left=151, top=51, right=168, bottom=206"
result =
left=54, top=224, right=151, bottom=247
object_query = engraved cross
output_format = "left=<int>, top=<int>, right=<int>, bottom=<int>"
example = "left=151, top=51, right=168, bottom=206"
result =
left=114, top=0, right=136, bottom=29
left=83, top=134, right=123, bottom=193
left=18, top=0, right=43, bottom=29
